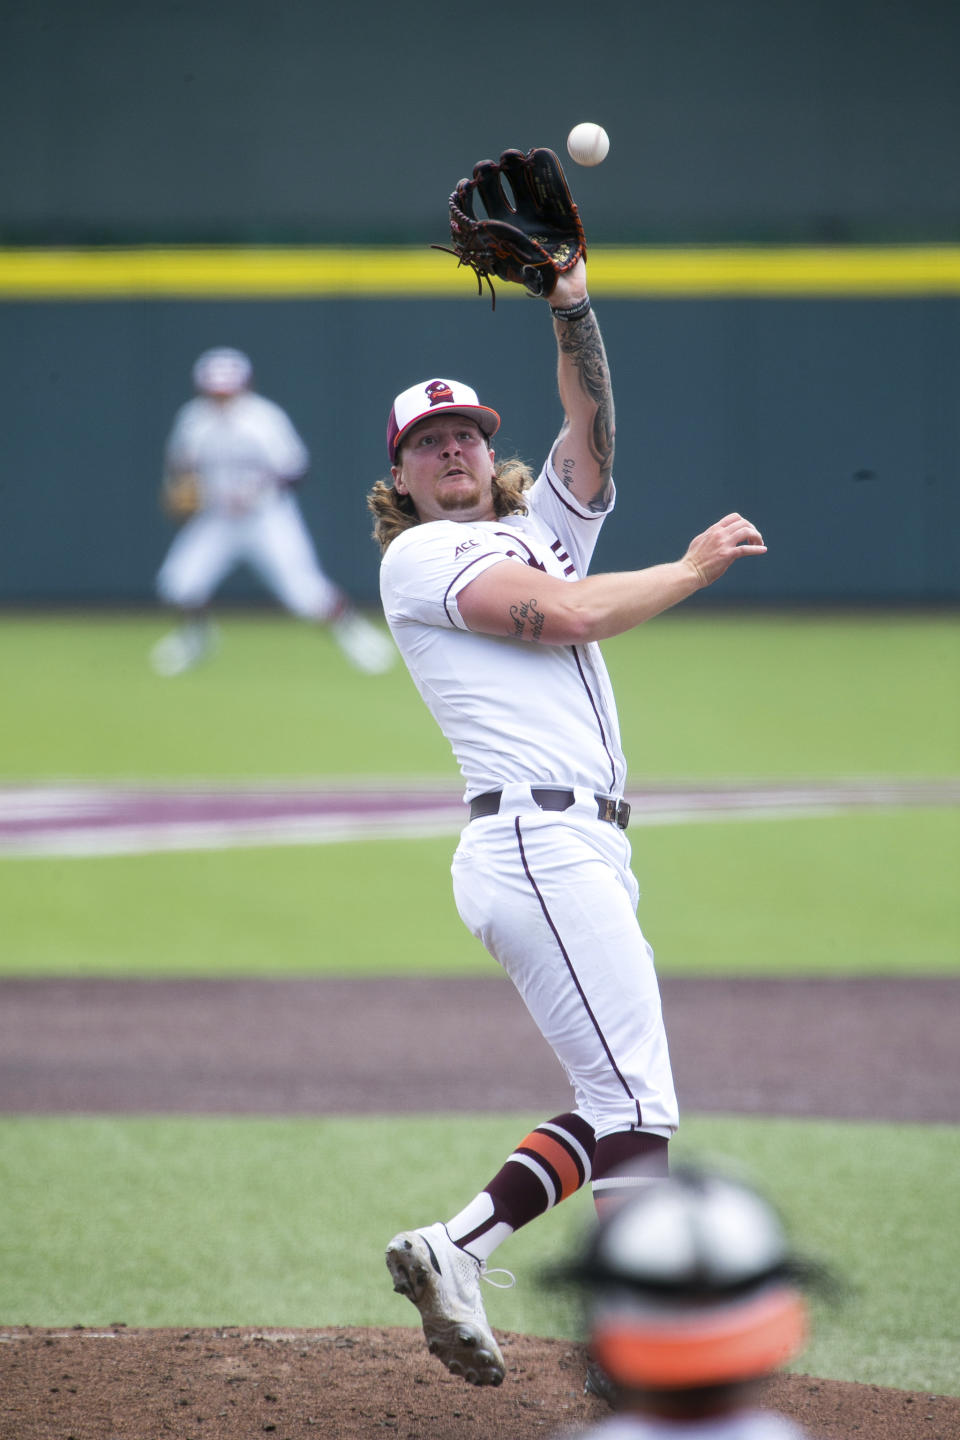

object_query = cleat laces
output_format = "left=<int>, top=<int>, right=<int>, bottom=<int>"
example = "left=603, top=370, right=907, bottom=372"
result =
left=479, top=1262, right=516, bottom=1290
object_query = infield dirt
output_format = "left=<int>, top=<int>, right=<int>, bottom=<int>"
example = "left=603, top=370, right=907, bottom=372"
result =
left=3, top=1323, right=960, bottom=1440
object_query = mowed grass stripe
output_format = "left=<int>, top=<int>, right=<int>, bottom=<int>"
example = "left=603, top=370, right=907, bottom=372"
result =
left=0, top=808, right=957, bottom=976
left=0, top=1114, right=957, bottom=1396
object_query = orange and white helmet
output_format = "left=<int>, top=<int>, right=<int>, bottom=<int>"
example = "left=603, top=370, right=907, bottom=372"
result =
left=561, top=1166, right=814, bottom=1392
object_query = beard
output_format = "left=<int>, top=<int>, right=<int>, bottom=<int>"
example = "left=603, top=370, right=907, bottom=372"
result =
left=434, top=472, right=489, bottom=513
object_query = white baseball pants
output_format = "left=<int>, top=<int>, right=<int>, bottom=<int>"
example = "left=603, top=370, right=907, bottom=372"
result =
left=156, top=493, right=341, bottom=619
left=451, top=784, right=678, bottom=1140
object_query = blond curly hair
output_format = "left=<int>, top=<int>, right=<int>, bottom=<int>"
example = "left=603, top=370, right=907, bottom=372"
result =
left=367, top=456, right=536, bottom=554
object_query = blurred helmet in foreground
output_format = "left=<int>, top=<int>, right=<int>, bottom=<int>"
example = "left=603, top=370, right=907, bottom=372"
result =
left=192, top=347, right=252, bottom=396
left=562, top=1166, right=811, bottom=1392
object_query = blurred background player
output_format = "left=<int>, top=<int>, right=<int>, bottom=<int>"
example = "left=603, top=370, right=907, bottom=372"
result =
left=151, top=346, right=395, bottom=676
left=550, top=1163, right=825, bottom=1438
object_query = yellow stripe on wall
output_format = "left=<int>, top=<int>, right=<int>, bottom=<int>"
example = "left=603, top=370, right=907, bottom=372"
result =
left=2, top=245, right=960, bottom=298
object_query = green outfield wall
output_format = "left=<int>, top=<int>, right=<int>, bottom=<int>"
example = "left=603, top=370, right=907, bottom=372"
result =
left=0, top=246, right=957, bottom=608
left=2, top=0, right=958, bottom=607
left=3, top=1, right=959, bottom=247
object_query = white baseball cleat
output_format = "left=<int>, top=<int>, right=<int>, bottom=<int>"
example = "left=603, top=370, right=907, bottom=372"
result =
left=330, top=610, right=396, bottom=674
left=149, top=625, right=216, bottom=677
left=385, top=1223, right=507, bottom=1387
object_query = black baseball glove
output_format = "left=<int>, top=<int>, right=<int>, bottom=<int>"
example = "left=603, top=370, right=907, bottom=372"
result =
left=438, top=147, right=587, bottom=306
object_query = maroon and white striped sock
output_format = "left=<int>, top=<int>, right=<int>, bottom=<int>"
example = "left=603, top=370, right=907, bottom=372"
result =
left=591, top=1129, right=670, bottom=1216
left=445, top=1112, right=596, bottom=1262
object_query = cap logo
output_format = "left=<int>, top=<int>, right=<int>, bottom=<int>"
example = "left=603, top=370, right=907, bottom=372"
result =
left=426, top=380, right=455, bottom=407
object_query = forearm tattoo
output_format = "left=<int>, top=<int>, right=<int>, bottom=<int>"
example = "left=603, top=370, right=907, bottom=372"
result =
left=510, top=598, right=546, bottom=640
left=556, top=311, right=615, bottom=511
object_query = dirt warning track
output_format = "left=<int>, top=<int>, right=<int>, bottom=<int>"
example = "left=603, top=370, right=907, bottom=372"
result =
left=1, top=975, right=956, bottom=1122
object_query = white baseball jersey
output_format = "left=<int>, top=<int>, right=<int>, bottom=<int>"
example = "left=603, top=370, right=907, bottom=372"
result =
left=570, top=1410, right=811, bottom=1440
left=380, top=454, right=678, bottom=1140
left=380, top=456, right=625, bottom=800
left=165, top=391, right=309, bottom=511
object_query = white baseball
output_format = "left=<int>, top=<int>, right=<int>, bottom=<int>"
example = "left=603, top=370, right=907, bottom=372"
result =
left=566, top=122, right=610, bottom=167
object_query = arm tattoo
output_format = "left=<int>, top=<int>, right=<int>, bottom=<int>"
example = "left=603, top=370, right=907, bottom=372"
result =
left=510, top=598, right=546, bottom=640
left=556, top=312, right=615, bottom=511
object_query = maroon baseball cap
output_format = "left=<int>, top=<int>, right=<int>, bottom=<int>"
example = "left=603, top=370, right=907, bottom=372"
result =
left=387, top=378, right=500, bottom=463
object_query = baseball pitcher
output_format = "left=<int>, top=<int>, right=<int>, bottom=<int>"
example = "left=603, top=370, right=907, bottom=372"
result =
left=367, top=148, right=766, bottom=1391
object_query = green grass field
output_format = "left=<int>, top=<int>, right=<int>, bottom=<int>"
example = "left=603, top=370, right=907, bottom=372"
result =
left=1, top=611, right=957, bottom=1394
left=1, top=1114, right=958, bottom=1395
left=2, top=807, right=957, bottom=977
left=2, top=610, right=958, bottom=779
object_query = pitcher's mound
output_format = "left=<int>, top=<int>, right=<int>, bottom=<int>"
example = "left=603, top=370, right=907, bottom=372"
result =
left=1, top=1325, right=957, bottom=1439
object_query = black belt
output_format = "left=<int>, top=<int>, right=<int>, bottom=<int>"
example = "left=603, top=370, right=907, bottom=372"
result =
left=469, top=787, right=631, bottom=830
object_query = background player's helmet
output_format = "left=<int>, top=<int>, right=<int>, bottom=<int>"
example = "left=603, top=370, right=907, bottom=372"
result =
left=192, top=347, right=252, bottom=397
left=560, top=1165, right=811, bottom=1392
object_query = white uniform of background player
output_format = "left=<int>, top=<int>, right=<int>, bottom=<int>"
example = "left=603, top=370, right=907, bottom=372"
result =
left=152, top=347, right=394, bottom=676
left=369, top=256, right=767, bottom=1392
